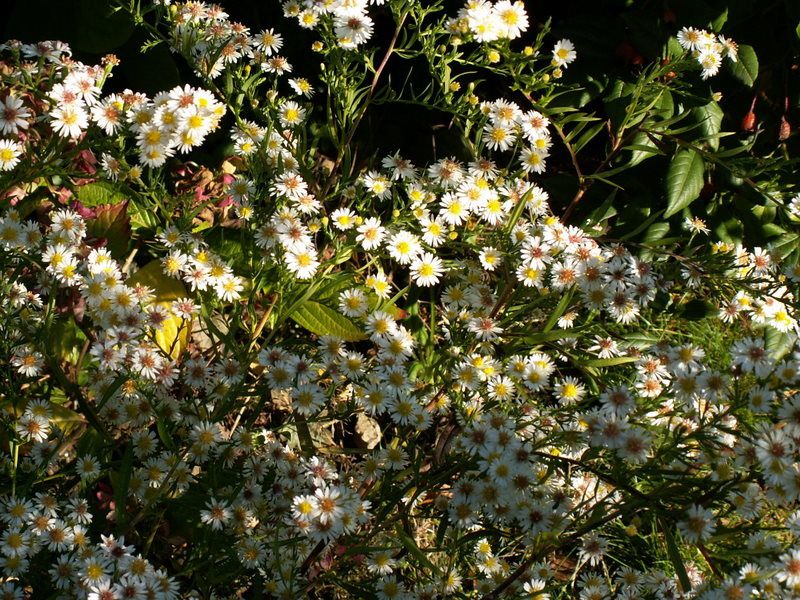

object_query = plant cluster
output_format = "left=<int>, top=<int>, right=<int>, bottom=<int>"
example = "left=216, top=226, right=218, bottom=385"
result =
left=1, top=1, right=800, bottom=599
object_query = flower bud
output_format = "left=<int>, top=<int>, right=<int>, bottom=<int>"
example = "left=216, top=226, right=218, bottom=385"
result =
left=779, top=115, right=791, bottom=141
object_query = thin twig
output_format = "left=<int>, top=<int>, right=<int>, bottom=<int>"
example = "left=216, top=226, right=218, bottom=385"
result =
left=248, top=292, right=278, bottom=352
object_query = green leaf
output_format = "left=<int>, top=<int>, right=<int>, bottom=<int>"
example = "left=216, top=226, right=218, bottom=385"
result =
left=290, top=301, right=366, bottom=341
left=127, top=261, right=191, bottom=359
left=691, top=101, right=723, bottom=151
left=85, top=201, right=130, bottom=259
left=543, top=289, right=574, bottom=333
left=665, top=149, right=704, bottom=217
left=334, top=581, right=377, bottom=600
left=0, top=394, right=85, bottom=434
left=679, top=299, right=716, bottom=320
left=49, top=317, right=88, bottom=365
left=112, top=445, right=134, bottom=535
left=709, top=8, right=727, bottom=32
left=766, top=327, right=794, bottom=361
left=524, top=329, right=582, bottom=344
left=313, top=272, right=357, bottom=302
left=643, top=222, right=671, bottom=244
left=761, top=223, right=786, bottom=238
left=728, top=45, right=758, bottom=87
left=626, top=132, right=664, bottom=167
left=48, top=402, right=86, bottom=435
left=394, top=524, right=440, bottom=574
left=770, top=233, right=799, bottom=259
left=128, top=200, right=159, bottom=231
left=661, top=518, right=692, bottom=593
left=77, top=182, right=128, bottom=207
left=581, top=356, right=638, bottom=367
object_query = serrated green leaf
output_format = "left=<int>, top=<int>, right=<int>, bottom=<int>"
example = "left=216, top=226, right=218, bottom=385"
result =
left=665, top=149, right=704, bottom=217
left=128, top=200, right=159, bottom=231
left=77, top=182, right=128, bottom=207
left=728, top=45, right=758, bottom=87
left=290, top=301, right=366, bottom=341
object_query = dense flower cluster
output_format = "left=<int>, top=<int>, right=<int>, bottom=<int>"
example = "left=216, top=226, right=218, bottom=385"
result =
left=165, top=0, right=384, bottom=80
left=1, top=2, right=799, bottom=599
left=447, top=1, right=531, bottom=43
left=676, top=26, right=739, bottom=79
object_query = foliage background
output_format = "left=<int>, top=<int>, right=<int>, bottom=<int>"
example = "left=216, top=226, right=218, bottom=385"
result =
left=7, top=0, right=800, bottom=237
left=3, top=0, right=800, bottom=597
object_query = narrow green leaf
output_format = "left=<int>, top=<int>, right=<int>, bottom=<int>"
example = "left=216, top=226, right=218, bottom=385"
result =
left=761, top=223, right=786, bottom=238
left=573, top=122, right=606, bottom=154
left=313, top=273, right=357, bottom=302
left=665, top=149, right=704, bottom=217
left=394, top=524, right=440, bottom=574
left=543, top=289, right=574, bottom=333
left=770, top=233, right=799, bottom=259
left=290, top=301, right=366, bottom=341
left=524, top=329, right=582, bottom=344
left=113, top=445, right=134, bottom=535
left=709, top=8, right=727, bottom=32
left=626, top=133, right=664, bottom=167
left=728, top=45, right=758, bottom=87
left=662, top=518, right=692, bottom=593
left=335, top=580, right=377, bottom=599
left=581, top=356, right=638, bottom=367
left=619, top=210, right=664, bottom=241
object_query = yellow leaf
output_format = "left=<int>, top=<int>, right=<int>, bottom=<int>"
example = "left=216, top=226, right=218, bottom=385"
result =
left=127, top=260, right=190, bottom=361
